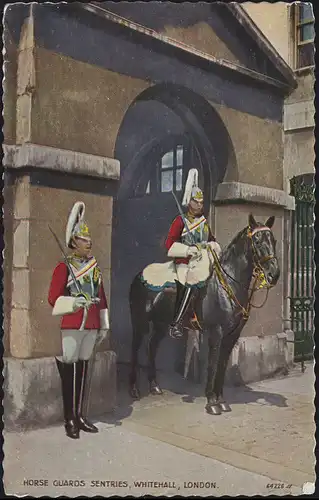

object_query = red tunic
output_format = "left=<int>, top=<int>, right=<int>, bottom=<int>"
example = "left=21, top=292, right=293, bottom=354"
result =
left=48, top=262, right=108, bottom=330
left=165, top=215, right=215, bottom=265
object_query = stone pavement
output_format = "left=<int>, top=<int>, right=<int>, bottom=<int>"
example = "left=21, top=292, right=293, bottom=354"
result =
left=3, top=362, right=315, bottom=497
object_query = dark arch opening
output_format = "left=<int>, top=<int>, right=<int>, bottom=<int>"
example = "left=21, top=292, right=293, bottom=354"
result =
left=115, top=83, right=237, bottom=210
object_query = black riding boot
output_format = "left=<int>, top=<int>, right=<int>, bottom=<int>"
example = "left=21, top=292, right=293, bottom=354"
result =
left=169, top=281, right=194, bottom=339
left=56, top=358, right=79, bottom=439
left=76, top=360, right=99, bottom=433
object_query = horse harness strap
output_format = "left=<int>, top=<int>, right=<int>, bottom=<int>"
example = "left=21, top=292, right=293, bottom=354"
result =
left=210, top=248, right=251, bottom=319
left=210, top=226, right=274, bottom=320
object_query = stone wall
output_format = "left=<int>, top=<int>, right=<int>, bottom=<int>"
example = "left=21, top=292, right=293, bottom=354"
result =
left=31, top=48, right=150, bottom=158
left=4, top=145, right=119, bottom=359
left=243, top=2, right=290, bottom=65
left=213, top=103, right=284, bottom=189
left=3, top=144, right=120, bottom=429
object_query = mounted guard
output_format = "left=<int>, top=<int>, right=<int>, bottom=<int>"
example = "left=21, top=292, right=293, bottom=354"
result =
left=165, top=169, right=221, bottom=338
left=48, top=202, right=109, bottom=439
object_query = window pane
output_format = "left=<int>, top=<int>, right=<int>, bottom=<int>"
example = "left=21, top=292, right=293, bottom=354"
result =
left=161, top=150, right=174, bottom=170
left=298, top=42, right=315, bottom=68
left=176, top=145, right=183, bottom=166
left=299, top=23, right=315, bottom=42
left=161, top=170, right=173, bottom=192
left=176, top=168, right=183, bottom=191
left=299, top=3, right=314, bottom=22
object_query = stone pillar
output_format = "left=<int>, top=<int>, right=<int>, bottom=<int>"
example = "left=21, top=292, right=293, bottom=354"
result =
left=3, top=143, right=120, bottom=430
left=10, top=175, right=32, bottom=358
left=16, top=5, right=35, bottom=145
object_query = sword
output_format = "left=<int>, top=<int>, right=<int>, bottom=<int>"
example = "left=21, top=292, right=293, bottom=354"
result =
left=48, top=225, right=96, bottom=330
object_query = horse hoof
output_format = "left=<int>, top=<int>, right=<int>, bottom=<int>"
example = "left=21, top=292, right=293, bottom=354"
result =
left=149, top=383, right=163, bottom=396
left=129, top=386, right=141, bottom=400
left=219, top=402, right=232, bottom=412
left=205, top=403, right=222, bottom=415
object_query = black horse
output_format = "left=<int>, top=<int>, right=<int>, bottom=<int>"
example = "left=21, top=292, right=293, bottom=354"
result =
left=128, top=214, right=280, bottom=415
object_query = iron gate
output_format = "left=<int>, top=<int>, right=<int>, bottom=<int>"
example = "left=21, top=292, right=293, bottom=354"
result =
left=289, top=174, right=314, bottom=370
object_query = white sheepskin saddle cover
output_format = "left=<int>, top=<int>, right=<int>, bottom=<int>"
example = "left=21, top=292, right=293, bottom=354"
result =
left=140, top=248, right=213, bottom=291
left=140, top=261, right=178, bottom=291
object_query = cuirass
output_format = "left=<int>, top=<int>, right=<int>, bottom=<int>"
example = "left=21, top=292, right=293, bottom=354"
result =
left=181, top=216, right=210, bottom=246
left=66, top=256, right=101, bottom=298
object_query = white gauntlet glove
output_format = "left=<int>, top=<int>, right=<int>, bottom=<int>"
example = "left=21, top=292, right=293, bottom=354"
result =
left=96, top=308, right=110, bottom=345
left=96, top=329, right=109, bottom=345
left=73, top=296, right=92, bottom=311
left=187, top=246, right=201, bottom=258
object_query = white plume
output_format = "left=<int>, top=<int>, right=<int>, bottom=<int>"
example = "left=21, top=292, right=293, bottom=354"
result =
left=182, top=168, right=198, bottom=206
left=65, top=201, right=85, bottom=247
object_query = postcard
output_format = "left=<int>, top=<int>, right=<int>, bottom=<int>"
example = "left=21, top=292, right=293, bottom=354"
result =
left=2, top=1, right=315, bottom=496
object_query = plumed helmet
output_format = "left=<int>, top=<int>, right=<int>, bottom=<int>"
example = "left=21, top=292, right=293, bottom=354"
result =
left=65, top=202, right=91, bottom=248
left=182, top=168, right=203, bottom=206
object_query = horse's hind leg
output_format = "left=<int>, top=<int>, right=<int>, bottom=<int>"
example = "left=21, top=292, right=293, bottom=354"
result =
left=205, top=326, right=223, bottom=415
left=147, top=322, right=166, bottom=395
left=129, top=325, right=145, bottom=400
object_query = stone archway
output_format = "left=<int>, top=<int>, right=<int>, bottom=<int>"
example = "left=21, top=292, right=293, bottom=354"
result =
left=111, top=83, right=236, bottom=371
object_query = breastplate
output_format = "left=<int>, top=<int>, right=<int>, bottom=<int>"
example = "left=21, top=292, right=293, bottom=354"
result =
left=181, top=216, right=210, bottom=246
left=66, top=256, right=101, bottom=299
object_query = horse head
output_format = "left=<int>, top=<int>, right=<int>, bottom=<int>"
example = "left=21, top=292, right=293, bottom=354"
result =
left=247, top=213, right=280, bottom=287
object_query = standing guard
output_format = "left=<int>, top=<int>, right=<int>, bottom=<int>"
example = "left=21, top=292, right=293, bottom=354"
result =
left=48, top=202, right=109, bottom=439
left=166, top=169, right=221, bottom=338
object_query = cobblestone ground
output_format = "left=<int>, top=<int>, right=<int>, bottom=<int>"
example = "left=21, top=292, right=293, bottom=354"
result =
left=4, top=362, right=315, bottom=497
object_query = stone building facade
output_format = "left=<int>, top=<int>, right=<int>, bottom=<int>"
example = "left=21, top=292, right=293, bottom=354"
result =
left=244, top=1, right=315, bottom=190
left=3, top=2, right=297, bottom=428
left=244, top=2, right=315, bottom=361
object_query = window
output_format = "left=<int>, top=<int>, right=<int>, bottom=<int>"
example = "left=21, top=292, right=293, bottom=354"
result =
left=295, top=3, right=315, bottom=69
left=160, top=145, right=184, bottom=193
left=132, top=140, right=191, bottom=198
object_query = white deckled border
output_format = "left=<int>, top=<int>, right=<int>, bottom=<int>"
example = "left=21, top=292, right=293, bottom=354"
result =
left=215, top=181, right=295, bottom=210
left=3, top=143, right=120, bottom=181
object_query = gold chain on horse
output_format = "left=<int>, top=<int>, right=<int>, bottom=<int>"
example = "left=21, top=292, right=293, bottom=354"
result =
left=209, top=228, right=273, bottom=320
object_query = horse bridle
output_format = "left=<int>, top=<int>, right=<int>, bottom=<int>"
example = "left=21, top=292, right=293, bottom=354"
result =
left=210, top=224, right=278, bottom=323
left=247, top=226, right=278, bottom=287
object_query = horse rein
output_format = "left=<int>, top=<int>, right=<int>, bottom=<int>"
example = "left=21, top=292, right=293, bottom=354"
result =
left=210, top=226, right=277, bottom=320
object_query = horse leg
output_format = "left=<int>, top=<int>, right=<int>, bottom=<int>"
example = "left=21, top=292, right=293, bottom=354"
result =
left=147, top=322, right=166, bottom=395
left=214, top=330, right=241, bottom=412
left=205, top=326, right=223, bottom=415
left=129, top=326, right=145, bottom=400
left=213, top=339, right=234, bottom=412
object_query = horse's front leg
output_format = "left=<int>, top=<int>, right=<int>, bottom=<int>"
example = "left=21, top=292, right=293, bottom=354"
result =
left=214, top=334, right=239, bottom=412
left=147, top=323, right=166, bottom=395
left=214, top=342, right=233, bottom=412
left=205, top=325, right=223, bottom=415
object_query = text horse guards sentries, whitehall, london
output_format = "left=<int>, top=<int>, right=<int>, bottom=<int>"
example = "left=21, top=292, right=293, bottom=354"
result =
left=129, top=169, right=280, bottom=415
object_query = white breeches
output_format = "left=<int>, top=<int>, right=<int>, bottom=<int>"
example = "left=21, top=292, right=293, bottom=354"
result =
left=57, top=329, right=98, bottom=364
